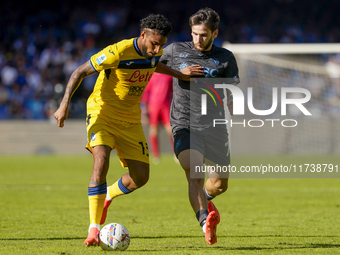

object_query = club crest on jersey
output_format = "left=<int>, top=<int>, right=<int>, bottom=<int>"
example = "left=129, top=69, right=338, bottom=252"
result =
left=211, top=58, right=219, bottom=65
left=91, top=133, right=96, bottom=141
left=96, top=54, right=107, bottom=65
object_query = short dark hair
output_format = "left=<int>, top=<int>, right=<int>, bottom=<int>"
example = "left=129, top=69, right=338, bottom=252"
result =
left=189, top=8, right=220, bottom=32
left=140, top=14, right=172, bottom=37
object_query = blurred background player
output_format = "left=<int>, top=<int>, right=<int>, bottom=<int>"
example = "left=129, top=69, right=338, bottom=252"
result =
left=141, top=73, right=174, bottom=164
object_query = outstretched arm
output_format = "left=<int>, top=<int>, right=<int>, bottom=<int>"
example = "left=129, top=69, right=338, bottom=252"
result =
left=155, top=62, right=204, bottom=81
left=54, top=61, right=96, bottom=127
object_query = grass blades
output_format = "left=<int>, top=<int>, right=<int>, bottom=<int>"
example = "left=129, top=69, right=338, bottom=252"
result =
left=0, top=155, right=339, bottom=254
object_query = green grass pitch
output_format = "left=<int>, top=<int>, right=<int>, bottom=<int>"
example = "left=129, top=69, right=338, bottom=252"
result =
left=0, top=154, right=339, bottom=254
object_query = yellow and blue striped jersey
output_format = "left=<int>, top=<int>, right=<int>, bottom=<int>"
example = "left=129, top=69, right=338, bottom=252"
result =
left=88, top=38, right=162, bottom=123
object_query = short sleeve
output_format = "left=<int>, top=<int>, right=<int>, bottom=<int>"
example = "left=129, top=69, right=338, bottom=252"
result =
left=90, top=44, right=120, bottom=72
left=160, top=43, right=173, bottom=67
left=224, top=53, right=240, bottom=84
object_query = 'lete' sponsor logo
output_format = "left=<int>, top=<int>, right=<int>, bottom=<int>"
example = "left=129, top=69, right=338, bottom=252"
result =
left=125, top=70, right=152, bottom=83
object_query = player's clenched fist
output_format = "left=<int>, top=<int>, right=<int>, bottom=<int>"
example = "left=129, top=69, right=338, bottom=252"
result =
left=54, top=105, right=69, bottom=127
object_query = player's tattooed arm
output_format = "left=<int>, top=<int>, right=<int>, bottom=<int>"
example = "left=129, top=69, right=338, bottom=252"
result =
left=54, top=61, right=96, bottom=127
left=61, top=61, right=95, bottom=105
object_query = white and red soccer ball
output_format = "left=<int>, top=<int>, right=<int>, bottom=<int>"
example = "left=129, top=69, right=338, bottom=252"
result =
left=99, top=223, right=130, bottom=251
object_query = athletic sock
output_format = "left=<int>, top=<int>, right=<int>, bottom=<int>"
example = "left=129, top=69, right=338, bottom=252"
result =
left=203, top=187, right=215, bottom=201
left=89, top=223, right=100, bottom=232
left=88, top=183, right=107, bottom=226
left=196, top=208, right=209, bottom=227
left=150, top=134, right=159, bottom=158
left=107, top=177, right=132, bottom=201
left=202, top=222, right=206, bottom=234
left=105, top=186, right=111, bottom=200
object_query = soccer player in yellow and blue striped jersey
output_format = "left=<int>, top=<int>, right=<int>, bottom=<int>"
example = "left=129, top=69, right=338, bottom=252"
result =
left=54, top=14, right=204, bottom=247
left=87, top=36, right=162, bottom=125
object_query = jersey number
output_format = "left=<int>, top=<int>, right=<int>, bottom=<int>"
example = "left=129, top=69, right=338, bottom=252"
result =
left=139, top=142, right=149, bottom=157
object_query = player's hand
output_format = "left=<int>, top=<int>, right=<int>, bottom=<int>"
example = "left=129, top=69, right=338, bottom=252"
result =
left=227, top=96, right=233, bottom=116
left=180, top=65, right=205, bottom=81
left=54, top=104, right=69, bottom=127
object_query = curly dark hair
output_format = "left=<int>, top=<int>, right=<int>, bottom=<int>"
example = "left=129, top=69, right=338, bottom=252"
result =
left=189, top=8, right=220, bottom=32
left=140, top=14, right=172, bottom=37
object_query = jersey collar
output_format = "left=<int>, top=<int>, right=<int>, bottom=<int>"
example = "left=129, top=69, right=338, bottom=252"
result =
left=134, top=38, right=143, bottom=57
left=190, top=41, right=215, bottom=57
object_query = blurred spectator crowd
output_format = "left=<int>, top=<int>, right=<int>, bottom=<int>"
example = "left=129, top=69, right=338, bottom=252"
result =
left=0, top=0, right=340, bottom=120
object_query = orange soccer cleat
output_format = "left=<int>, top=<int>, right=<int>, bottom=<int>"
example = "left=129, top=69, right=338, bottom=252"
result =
left=208, top=201, right=220, bottom=224
left=205, top=210, right=219, bottom=245
left=84, top=227, right=100, bottom=247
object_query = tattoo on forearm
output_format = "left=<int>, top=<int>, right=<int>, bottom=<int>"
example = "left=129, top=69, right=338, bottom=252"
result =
left=60, top=63, right=93, bottom=105
left=61, top=70, right=84, bottom=104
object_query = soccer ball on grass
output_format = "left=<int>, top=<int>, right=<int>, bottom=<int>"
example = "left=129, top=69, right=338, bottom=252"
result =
left=99, top=223, right=130, bottom=251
